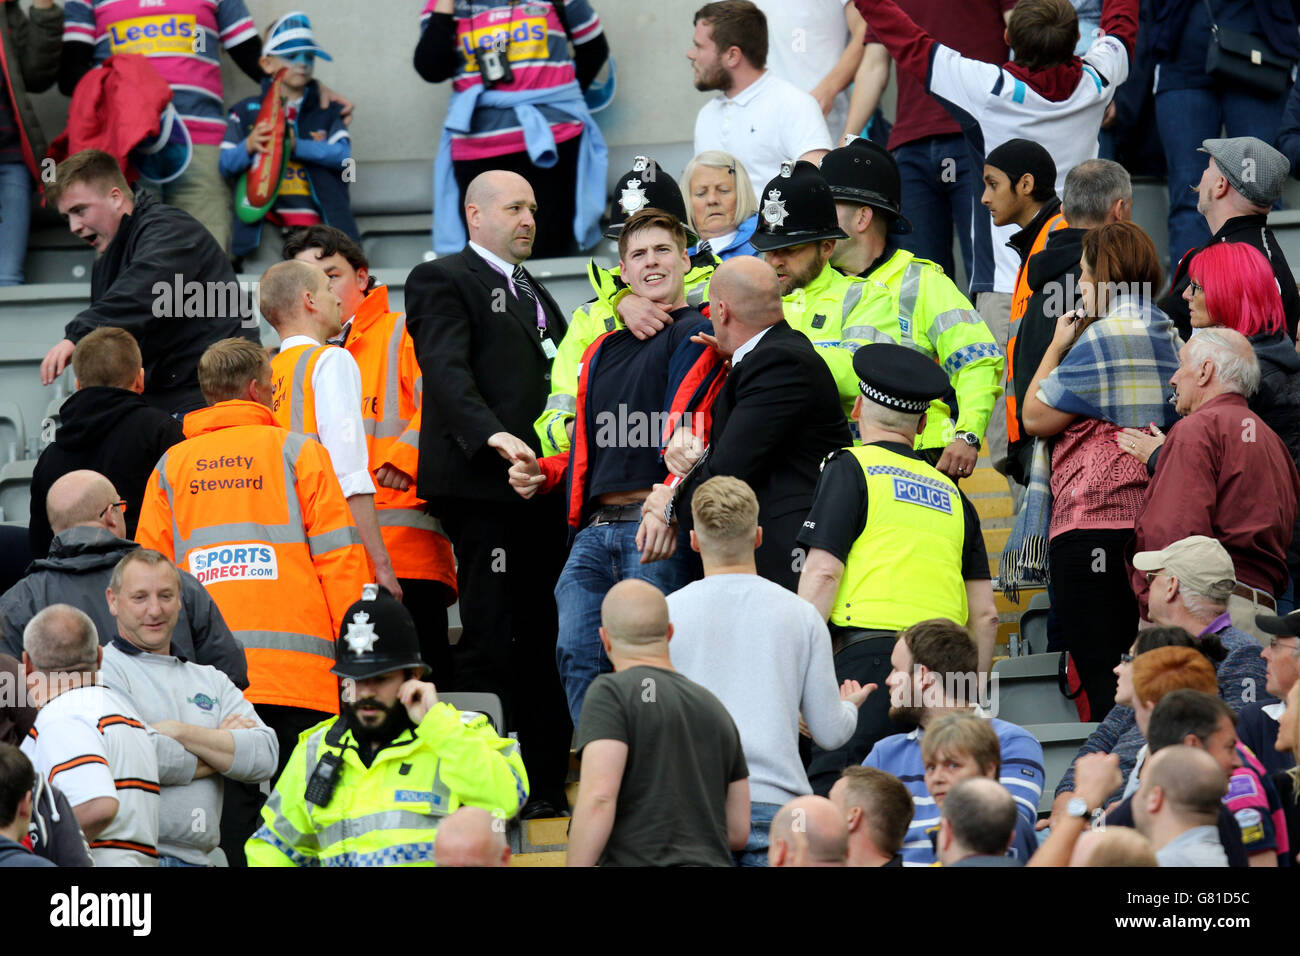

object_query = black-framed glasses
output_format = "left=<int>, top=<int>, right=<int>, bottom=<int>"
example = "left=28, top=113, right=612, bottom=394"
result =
left=99, top=499, right=127, bottom=520
left=1187, top=280, right=1204, bottom=296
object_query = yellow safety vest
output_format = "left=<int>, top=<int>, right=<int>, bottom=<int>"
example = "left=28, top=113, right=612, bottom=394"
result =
left=831, top=444, right=968, bottom=630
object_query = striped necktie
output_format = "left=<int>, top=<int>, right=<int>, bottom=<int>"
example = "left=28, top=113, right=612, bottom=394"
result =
left=697, top=239, right=713, bottom=258
left=512, top=265, right=536, bottom=304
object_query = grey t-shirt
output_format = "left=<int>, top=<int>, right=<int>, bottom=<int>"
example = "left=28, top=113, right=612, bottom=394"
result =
left=575, top=666, right=748, bottom=867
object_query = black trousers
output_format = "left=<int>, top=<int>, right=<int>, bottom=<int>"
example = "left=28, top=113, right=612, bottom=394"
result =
left=1047, top=528, right=1139, bottom=722
left=219, top=704, right=330, bottom=867
left=400, top=576, right=454, bottom=691
left=807, top=632, right=906, bottom=796
left=436, top=494, right=572, bottom=807
left=755, top=509, right=806, bottom=593
left=452, top=135, right=583, bottom=259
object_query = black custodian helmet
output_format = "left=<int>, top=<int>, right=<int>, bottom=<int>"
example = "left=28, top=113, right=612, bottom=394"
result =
left=331, top=584, right=429, bottom=681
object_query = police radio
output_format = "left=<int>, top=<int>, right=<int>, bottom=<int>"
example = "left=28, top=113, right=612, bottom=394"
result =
left=305, top=752, right=343, bottom=807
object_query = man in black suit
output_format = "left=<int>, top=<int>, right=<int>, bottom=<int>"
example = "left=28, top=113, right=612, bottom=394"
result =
left=639, top=256, right=852, bottom=591
left=404, top=170, right=571, bottom=818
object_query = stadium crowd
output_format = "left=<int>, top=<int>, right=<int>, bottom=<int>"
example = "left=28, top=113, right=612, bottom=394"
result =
left=2, top=0, right=1300, bottom=869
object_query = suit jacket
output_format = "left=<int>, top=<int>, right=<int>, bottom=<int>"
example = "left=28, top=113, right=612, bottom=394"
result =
left=684, top=321, right=852, bottom=588
left=405, top=246, right=567, bottom=506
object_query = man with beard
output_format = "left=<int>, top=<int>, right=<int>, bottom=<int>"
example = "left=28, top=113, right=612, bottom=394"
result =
left=246, top=586, right=528, bottom=867
left=689, top=2, right=832, bottom=192
left=860, top=619, right=1044, bottom=865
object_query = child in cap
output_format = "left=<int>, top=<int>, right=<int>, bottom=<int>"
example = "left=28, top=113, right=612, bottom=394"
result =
left=219, top=11, right=359, bottom=262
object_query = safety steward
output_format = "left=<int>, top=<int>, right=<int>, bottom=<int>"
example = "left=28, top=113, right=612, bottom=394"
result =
left=820, top=137, right=1005, bottom=481
left=246, top=584, right=529, bottom=867
left=795, top=343, right=997, bottom=795
left=534, top=156, right=717, bottom=456
left=286, top=226, right=459, bottom=687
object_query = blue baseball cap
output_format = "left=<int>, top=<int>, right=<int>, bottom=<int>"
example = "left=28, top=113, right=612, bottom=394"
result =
left=264, top=11, right=332, bottom=61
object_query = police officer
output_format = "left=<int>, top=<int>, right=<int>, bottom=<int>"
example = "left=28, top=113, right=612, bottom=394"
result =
left=795, top=344, right=998, bottom=795
left=246, top=585, right=529, bottom=867
left=749, top=160, right=874, bottom=422
left=535, top=156, right=717, bottom=456
left=821, top=137, right=1004, bottom=480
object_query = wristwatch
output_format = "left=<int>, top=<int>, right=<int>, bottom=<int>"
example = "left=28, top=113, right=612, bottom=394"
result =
left=1066, top=797, right=1091, bottom=819
left=955, top=431, right=981, bottom=450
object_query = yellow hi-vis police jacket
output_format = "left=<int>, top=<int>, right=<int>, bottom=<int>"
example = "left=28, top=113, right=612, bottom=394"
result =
left=246, top=703, right=528, bottom=866
left=533, top=257, right=715, bottom=457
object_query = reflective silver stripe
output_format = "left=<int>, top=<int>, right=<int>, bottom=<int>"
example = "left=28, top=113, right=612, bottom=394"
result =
left=155, top=457, right=181, bottom=561
left=377, top=508, right=445, bottom=536
left=898, top=262, right=924, bottom=345
left=288, top=346, right=322, bottom=442
left=395, top=431, right=418, bottom=450
left=316, top=809, right=446, bottom=848
left=370, top=318, right=410, bottom=440
left=544, top=393, right=577, bottom=414
left=263, top=787, right=317, bottom=848
left=686, top=284, right=707, bottom=307
left=304, top=728, right=324, bottom=772
left=236, top=630, right=335, bottom=660
left=307, top=526, right=362, bottom=556
left=841, top=324, right=897, bottom=344
left=929, top=307, right=983, bottom=338
left=841, top=280, right=866, bottom=318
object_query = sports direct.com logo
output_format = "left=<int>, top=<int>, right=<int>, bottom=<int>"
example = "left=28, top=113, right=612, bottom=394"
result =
left=188, top=545, right=278, bottom=585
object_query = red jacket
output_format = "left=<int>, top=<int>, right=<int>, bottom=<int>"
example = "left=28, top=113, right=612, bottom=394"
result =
left=47, top=53, right=171, bottom=181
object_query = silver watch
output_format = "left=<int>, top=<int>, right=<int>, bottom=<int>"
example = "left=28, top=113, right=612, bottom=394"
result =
left=955, top=430, right=981, bottom=450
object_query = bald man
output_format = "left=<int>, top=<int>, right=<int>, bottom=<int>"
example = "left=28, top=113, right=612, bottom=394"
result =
left=768, top=795, right=849, bottom=867
left=434, top=807, right=511, bottom=867
left=567, top=579, right=750, bottom=866
left=404, top=170, right=573, bottom=819
left=1131, top=745, right=1230, bottom=867
left=641, top=257, right=853, bottom=592
left=0, top=470, right=246, bottom=685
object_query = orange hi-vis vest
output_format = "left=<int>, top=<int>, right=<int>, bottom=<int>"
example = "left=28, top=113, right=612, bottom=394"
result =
left=135, top=400, right=369, bottom=714
left=1006, top=211, right=1069, bottom=444
left=270, top=342, right=331, bottom=441
left=344, top=287, right=456, bottom=589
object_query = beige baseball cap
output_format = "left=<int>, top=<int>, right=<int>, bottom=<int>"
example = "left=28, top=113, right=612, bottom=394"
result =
left=1132, top=535, right=1236, bottom=601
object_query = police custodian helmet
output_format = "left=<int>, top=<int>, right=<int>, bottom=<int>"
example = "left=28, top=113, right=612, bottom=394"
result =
left=749, top=160, right=849, bottom=252
left=819, top=135, right=912, bottom=234
left=331, top=584, right=429, bottom=681
left=605, top=155, right=698, bottom=243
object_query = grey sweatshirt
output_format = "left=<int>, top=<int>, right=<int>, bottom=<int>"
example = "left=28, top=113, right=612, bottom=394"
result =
left=100, top=640, right=278, bottom=865
left=667, top=573, right=858, bottom=807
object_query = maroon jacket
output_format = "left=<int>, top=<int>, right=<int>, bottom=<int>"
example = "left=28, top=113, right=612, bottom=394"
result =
left=1132, top=393, right=1300, bottom=615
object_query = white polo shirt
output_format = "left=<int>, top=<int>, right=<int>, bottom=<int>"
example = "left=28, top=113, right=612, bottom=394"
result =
left=694, top=69, right=834, bottom=196
left=756, top=0, right=853, bottom=139
left=23, top=684, right=160, bottom=867
left=278, top=335, right=375, bottom=498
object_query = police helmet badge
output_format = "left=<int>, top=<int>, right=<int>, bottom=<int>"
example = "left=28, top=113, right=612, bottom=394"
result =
left=344, top=611, right=379, bottom=654
left=762, top=188, right=788, bottom=232
left=620, top=177, right=648, bottom=215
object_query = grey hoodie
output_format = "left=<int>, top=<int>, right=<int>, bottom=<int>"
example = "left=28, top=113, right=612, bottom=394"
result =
left=0, top=526, right=247, bottom=688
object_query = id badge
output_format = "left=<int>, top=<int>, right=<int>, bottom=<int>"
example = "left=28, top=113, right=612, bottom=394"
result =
left=541, top=337, right=558, bottom=359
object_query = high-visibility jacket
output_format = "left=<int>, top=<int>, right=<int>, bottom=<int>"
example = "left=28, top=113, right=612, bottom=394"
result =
left=344, top=286, right=456, bottom=590
left=829, top=444, right=968, bottom=630
left=270, top=342, right=330, bottom=441
left=854, top=250, right=1006, bottom=451
left=533, top=256, right=715, bottom=457
left=1006, top=211, right=1069, bottom=445
left=135, top=400, right=369, bottom=714
left=246, top=703, right=529, bottom=867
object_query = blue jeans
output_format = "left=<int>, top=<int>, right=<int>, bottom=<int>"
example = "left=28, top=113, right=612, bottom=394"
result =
left=893, top=134, right=977, bottom=289
left=554, top=520, right=693, bottom=723
left=733, top=801, right=782, bottom=868
left=159, top=855, right=206, bottom=867
left=1155, top=84, right=1288, bottom=272
left=0, top=162, right=33, bottom=286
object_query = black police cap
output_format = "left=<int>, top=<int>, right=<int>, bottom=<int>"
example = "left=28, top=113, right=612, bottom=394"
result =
left=749, top=160, right=849, bottom=252
left=605, top=155, right=698, bottom=243
left=852, top=342, right=949, bottom=412
left=820, top=136, right=912, bottom=234
left=331, top=584, right=429, bottom=681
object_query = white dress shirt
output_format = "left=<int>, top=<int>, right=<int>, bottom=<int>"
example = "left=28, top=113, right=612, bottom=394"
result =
left=279, top=334, right=375, bottom=497
left=729, top=325, right=773, bottom=368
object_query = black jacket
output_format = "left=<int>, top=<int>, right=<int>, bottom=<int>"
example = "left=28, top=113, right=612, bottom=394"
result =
left=1251, top=330, right=1300, bottom=576
left=64, top=189, right=259, bottom=413
left=404, top=246, right=567, bottom=507
left=0, top=527, right=248, bottom=688
left=682, top=321, right=853, bottom=590
left=1159, top=214, right=1300, bottom=342
left=1007, top=225, right=1088, bottom=484
left=28, top=386, right=184, bottom=558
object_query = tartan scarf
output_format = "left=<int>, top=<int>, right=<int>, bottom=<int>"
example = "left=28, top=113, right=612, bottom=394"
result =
left=1000, top=298, right=1183, bottom=600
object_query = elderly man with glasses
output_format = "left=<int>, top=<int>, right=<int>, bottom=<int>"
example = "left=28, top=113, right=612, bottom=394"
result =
left=1235, top=610, right=1300, bottom=774
left=0, top=470, right=246, bottom=687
